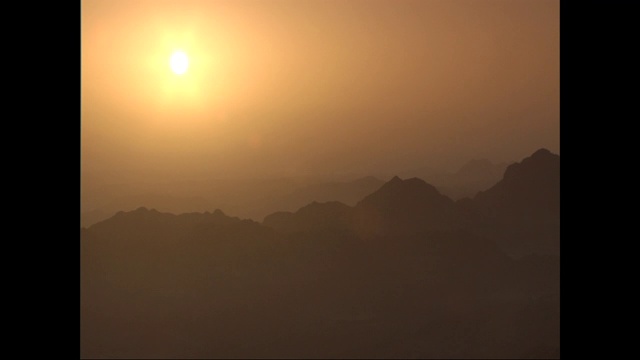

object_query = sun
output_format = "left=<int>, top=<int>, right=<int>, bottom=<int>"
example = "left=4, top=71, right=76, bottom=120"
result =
left=170, top=51, right=189, bottom=75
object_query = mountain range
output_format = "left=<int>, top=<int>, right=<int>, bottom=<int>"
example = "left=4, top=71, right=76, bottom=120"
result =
left=399, top=158, right=510, bottom=200
left=81, top=148, right=560, bottom=358
left=81, top=176, right=386, bottom=228
left=81, top=157, right=509, bottom=228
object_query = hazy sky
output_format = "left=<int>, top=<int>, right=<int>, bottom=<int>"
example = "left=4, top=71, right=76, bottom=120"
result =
left=81, top=0, right=558, bottom=182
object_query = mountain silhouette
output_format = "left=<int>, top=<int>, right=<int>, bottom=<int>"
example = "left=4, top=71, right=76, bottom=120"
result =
left=83, top=205, right=557, bottom=358
left=474, top=148, right=559, bottom=221
left=263, top=201, right=352, bottom=234
left=81, top=176, right=386, bottom=227
left=352, top=176, right=457, bottom=238
left=469, top=148, right=560, bottom=257
left=81, top=149, right=559, bottom=358
left=263, top=176, right=385, bottom=213
left=457, top=158, right=505, bottom=178
left=400, top=159, right=509, bottom=200
left=264, top=176, right=459, bottom=238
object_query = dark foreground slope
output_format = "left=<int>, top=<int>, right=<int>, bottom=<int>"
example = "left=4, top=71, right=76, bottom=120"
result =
left=81, top=149, right=559, bottom=358
left=468, top=148, right=560, bottom=257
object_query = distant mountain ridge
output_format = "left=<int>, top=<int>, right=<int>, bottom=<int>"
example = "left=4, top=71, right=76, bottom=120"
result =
left=264, top=148, right=559, bottom=256
left=468, top=148, right=560, bottom=257
left=81, top=155, right=512, bottom=228
left=82, top=148, right=559, bottom=358
left=264, top=176, right=459, bottom=237
left=81, top=176, right=386, bottom=227
left=400, top=158, right=510, bottom=200
left=474, top=148, right=559, bottom=220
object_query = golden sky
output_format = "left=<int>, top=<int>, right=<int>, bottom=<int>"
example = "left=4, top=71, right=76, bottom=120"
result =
left=81, top=0, right=558, bottom=181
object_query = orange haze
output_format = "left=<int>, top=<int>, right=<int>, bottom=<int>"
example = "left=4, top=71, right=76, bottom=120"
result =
left=82, top=0, right=558, bottom=182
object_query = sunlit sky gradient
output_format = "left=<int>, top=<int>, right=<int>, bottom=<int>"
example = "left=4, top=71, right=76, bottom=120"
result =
left=81, top=0, right=558, bottom=182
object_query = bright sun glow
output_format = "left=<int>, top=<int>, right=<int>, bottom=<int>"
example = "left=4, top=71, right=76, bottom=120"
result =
left=170, top=51, right=189, bottom=75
